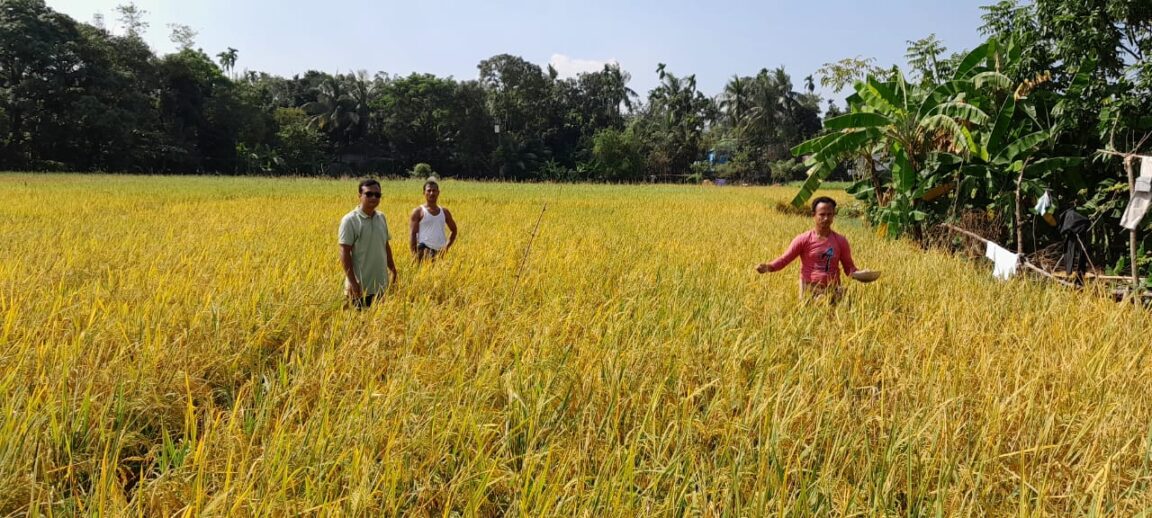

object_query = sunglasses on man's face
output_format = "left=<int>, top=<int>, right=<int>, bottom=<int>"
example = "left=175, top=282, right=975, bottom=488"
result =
left=361, top=191, right=382, bottom=198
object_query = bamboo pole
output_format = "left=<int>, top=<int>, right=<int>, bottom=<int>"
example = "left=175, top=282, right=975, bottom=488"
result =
left=1124, top=156, right=1139, bottom=289
left=1096, top=148, right=1147, bottom=297
left=1096, top=149, right=1152, bottom=159
left=941, top=223, right=1078, bottom=288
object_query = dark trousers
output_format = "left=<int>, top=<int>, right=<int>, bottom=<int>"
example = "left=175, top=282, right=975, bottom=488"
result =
left=416, top=243, right=441, bottom=262
left=349, top=293, right=378, bottom=310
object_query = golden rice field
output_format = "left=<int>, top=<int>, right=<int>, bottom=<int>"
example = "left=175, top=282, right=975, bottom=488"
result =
left=1, top=173, right=1150, bottom=516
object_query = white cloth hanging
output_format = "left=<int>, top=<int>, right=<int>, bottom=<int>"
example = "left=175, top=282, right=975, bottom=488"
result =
left=1120, top=157, right=1152, bottom=230
left=1034, top=191, right=1051, bottom=215
left=985, top=241, right=1019, bottom=280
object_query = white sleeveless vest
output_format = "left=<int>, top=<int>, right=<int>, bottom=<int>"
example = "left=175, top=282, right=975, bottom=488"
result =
left=417, top=206, right=448, bottom=250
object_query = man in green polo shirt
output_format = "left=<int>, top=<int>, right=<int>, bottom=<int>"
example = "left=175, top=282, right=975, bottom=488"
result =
left=339, top=179, right=398, bottom=309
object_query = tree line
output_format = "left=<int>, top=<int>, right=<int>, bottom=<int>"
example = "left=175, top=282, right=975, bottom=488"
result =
left=0, top=0, right=829, bottom=181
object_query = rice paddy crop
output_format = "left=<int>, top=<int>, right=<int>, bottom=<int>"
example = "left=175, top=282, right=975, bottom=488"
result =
left=1, top=173, right=1150, bottom=516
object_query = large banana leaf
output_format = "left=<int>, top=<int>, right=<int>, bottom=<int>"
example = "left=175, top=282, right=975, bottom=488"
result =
left=1004, top=37, right=1021, bottom=69
left=890, top=70, right=910, bottom=111
left=789, top=129, right=885, bottom=208
left=915, top=80, right=973, bottom=119
left=930, top=101, right=990, bottom=125
left=919, top=114, right=974, bottom=154
left=957, top=164, right=992, bottom=199
left=986, top=95, right=1017, bottom=156
left=857, top=78, right=903, bottom=116
left=789, top=161, right=832, bottom=208
left=960, top=125, right=985, bottom=161
left=791, top=132, right=842, bottom=157
left=823, top=127, right=883, bottom=156
left=822, top=112, right=893, bottom=130
left=793, top=127, right=883, bottom=164
left=890, top=145, right=915, bottom=191
left=992, top=130, right=1049, bottom=164
left=952, top=42, right=991, bottom=80
left=928, top=151, right=966, bottom=167
left=846, top=178, right=875, bottom=199
left=973, top=71, right=1012, bottom=91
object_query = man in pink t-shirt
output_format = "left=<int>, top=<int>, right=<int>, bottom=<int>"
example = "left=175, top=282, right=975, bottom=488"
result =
left=756, top=196, right=857, bottom=300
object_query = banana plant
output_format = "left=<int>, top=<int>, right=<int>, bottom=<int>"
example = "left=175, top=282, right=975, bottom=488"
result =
left=791, top=39, right=1083, bottom=240
left=790, top=64, right=991, bottom=236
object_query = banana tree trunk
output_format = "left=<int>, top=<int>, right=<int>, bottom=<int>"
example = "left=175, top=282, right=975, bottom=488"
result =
left=866, top=154, right=886, bottom=206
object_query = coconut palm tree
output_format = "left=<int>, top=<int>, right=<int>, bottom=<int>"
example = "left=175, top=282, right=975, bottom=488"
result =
left=720, top=75, right=750, bottom=130
left=301, top=72, right=375, bottom=146
left=647, top=64, right=714, bottom=175
left=216, top=47, right=238, bottom=79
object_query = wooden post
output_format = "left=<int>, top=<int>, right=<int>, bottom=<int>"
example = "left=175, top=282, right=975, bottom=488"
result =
left=1097, top=148, right=1147, bottom=295
left=1125, top=156, right=1139, bottom=290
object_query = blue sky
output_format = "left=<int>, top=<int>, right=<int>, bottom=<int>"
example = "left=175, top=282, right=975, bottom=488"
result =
left=48, top=0, right=990, bottom=104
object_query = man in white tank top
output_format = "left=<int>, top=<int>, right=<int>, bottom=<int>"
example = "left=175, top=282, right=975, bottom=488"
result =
left=409, top=179, right=458, bottom=262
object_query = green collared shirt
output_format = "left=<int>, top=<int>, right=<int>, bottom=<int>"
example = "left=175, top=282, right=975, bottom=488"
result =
left=339, top=207, right=391, bottom=295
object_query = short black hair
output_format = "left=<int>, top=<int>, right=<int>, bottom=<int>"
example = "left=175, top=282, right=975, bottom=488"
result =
left=423, top=179, right=439, bottom=191
left=358, top=179, right=381, bottom=194
left=811, top=196, right=837, bottom=214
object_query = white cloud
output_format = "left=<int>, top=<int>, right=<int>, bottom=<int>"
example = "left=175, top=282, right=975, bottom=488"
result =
left=549, top=54, right=619, bottom=79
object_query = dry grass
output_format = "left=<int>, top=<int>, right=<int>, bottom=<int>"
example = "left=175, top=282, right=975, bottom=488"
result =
left=1, top=173, right=1150, bottom=516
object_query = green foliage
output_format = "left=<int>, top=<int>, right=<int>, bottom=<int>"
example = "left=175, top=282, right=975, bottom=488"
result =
left=792, top=1, right=1152, bottom=281
left=815, top=57, right=886, bottom=93
left=905, top=34, right=956, bottom=85
left=538, top=159, right=593, bottom=182
left=769, top=158, right=808, bottom=184
left=273, top=108, right=326, bottom=174
left=687, top=161, right=711, bottom=183
left=373, top=73, right=461, bottom=175
left=167, top=23, right=196, bottom=51
left=0, top=105, right=8, bottom=143
left=978, top=0, right=1152, bottom=276
left=411, top=163, right=434, bottom=179
left=590, top=127, right=644, bottom=182
left=792, top=39, right=1080, bottom=243
left=0, top=0, right=85, bottom=168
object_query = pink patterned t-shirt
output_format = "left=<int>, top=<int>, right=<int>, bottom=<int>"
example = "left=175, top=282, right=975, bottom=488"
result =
left=768, top=230, right=857, bottom=286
